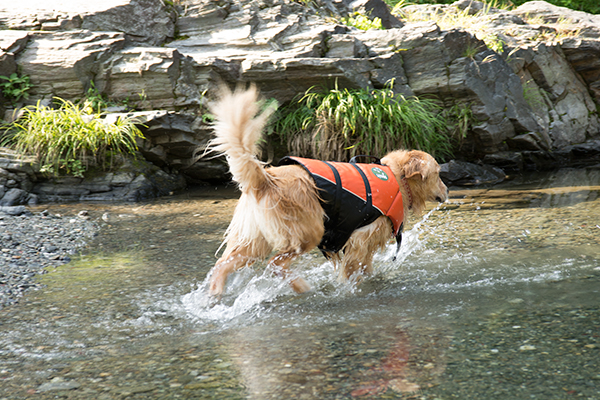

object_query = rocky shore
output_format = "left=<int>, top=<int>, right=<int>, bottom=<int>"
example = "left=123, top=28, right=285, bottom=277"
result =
left=2, top=0, right=600, bottom=186
left=0, top=207, right=99, bottom=309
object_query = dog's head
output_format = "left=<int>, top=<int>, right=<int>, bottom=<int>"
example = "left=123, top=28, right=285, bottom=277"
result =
left=381, top=150, right=448, bottom=215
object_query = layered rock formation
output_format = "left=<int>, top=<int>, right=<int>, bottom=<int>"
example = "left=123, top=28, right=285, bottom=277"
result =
left=1, top=0, right=600, bottom=200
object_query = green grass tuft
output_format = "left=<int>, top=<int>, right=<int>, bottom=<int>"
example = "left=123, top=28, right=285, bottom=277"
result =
left=1, top=98, right=145, bottom=177
left=270, top=84, right=460, bottom=162
left=341, top=13, right=384, bottom=30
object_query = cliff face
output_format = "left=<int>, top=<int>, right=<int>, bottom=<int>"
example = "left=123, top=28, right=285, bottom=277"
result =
left=1, top=0, right=600, bottom=186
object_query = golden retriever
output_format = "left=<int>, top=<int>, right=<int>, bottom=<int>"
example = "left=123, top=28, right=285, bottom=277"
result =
left=205, top=85, right=448, bottom=299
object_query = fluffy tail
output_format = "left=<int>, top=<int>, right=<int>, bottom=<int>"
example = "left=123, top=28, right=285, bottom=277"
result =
left=208, top=85, right=275, bottom=192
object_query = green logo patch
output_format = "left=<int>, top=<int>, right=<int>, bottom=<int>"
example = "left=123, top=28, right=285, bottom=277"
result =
left=371, top=167, right=388, bottom=181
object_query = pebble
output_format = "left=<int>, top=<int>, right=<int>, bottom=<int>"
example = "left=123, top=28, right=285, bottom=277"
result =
left=0, top=209, right=98, bottom=309
left=519, top=344, right=536, bottom=351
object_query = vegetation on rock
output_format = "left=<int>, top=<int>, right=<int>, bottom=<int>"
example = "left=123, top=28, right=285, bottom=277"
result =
left=1, top=98, right=144, bottom=177
left=270, top=83, right=465, bottom=162
left=386, top=0, right=599, bottom=15
left=0, top=73, right=33, bottom=105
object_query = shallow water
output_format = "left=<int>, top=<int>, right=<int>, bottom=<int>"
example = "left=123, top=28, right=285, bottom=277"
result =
left=1, top=168, right=599, bottom=399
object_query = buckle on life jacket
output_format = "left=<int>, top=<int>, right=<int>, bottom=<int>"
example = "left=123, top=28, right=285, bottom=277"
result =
left=349, top=155, right=382, bottom=165
left=393, top=222, right=404, bottom=261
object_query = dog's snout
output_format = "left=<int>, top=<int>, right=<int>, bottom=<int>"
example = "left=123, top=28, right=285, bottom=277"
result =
left=437, top=181, right=449, bottom=203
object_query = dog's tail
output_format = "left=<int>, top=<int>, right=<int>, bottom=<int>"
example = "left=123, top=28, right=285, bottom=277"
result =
left=208, top=85, right=276, bottom=192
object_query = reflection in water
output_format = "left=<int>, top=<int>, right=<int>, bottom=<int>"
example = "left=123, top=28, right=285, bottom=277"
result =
left=0, top=169, right=599, bottom=399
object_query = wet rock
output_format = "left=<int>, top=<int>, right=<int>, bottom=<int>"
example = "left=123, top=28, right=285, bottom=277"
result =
left=114, top=385, right=157, bottom=395
left=37, top=377, right=81, bottom=392
left=554, top=139, right=600, bottom=167
left=483, top=151, right=525, bottom=173
left=440, top=160, right=506, bottom=186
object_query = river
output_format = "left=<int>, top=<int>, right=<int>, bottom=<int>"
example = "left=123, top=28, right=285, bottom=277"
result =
left=1, top=168, right=599, bottom=399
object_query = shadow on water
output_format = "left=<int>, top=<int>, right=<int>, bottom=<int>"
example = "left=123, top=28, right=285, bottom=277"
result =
left=1, top=169, right=599, bottom=399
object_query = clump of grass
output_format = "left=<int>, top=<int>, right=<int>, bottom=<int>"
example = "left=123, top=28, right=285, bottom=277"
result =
left=1, top=98, right=145, bottom=177
left=392, top=0, right=506, bottom=30
left=341, top=13, right=384, bottom=30
left=270, top=83, right=456, bottom=161
left=392, top=0, right=581, bottom=46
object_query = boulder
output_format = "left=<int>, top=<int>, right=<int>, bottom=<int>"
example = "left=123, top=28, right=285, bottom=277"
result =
left=94, top=47, right=200, bottom=110
left=0, top=188, right=28, bottom=206
left=506, top=43, right=598, bottom=149
left=80, top=0, right=175, bottom=46
left=15, top=30, right=126, bottom=101
left=0, top=0, right=174, bottom=45
left=483, top=151, right=524, bottom=173
left=440, top=160, right=506, bottom=186
left=0, top=205, right=29, bottom=216
left=31, top=158, right=186, bottom=203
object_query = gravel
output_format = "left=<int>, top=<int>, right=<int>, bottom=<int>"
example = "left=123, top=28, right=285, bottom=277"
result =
left=0, top=207, right=99, bottom=309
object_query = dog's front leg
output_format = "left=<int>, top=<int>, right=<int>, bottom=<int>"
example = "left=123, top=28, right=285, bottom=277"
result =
left=268, top=251, right=311, bottom=293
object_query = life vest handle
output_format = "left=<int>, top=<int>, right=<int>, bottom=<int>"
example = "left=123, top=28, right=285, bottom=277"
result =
left=348, top=155, right=381, bottom=164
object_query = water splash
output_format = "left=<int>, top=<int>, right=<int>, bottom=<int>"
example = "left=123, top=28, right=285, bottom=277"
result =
left=181, top=267, right=292, bottom=322
left=177, top=211, right=437, bottom=324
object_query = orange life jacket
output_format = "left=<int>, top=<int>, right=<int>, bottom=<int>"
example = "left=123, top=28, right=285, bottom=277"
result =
left=279, top=156, right=405, bottom=253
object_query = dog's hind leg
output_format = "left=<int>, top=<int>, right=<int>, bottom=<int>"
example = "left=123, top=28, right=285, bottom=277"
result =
left=268, top=251, right=311, bottom=294
left=209, top=239, right=271, bottom=298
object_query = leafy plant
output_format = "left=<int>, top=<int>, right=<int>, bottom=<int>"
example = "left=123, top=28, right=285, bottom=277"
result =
left=341, top=13, right=384, bottom=30
left=80, top=81, right=149, bottom=113
left=481, top=33, right=505, bottom=54
left=1, top=98, right=145, bottom=177
left=270, top=82, right=456, bottom=161
left=0, top=73, right=33, bottom=105
left=81, top=81, right=113, bottom=113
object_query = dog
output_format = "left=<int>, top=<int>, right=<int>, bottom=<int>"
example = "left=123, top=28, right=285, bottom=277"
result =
left=205, top=85, right=448, bottom=299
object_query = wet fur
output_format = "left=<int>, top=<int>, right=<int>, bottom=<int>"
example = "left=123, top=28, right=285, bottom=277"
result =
left=206, top=85, right=448, bottom=298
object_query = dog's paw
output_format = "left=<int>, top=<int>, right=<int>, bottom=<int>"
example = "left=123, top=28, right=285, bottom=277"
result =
left=290, top=277, right=311, bottom=294
left=207, top=294, right=221, bottom=308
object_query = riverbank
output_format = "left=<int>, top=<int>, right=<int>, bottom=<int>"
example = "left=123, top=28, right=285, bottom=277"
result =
left=0, top=208, right=99, bottom=309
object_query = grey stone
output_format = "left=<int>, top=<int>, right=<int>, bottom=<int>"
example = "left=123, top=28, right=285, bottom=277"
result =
left=508, top=132, right=551, bottom=151
left=0, top=205, right=28, bottom=216
left=80, top=0, right=175, bottom=46
left=0, top=188, right=28, bottom=206
left=16, top=30, right=126, bottom=102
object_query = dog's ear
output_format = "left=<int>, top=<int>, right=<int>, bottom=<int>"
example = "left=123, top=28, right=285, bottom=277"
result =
left=404, top=153, right=435, bottom=180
